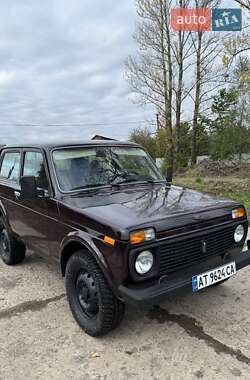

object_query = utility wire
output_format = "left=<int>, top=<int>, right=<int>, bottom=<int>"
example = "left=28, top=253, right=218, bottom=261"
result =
left=0, top=120, right=156, bottom=127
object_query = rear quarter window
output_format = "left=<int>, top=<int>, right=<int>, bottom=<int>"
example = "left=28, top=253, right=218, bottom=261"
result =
left=0, top=152, right=21, bottom=183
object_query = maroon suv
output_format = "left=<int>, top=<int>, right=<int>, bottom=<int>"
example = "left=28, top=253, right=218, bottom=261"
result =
left=0, top=142, right=249, bottom=336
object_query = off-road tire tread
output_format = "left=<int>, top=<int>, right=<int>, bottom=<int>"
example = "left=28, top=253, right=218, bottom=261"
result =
left=65, top=250, right=125, bottom=337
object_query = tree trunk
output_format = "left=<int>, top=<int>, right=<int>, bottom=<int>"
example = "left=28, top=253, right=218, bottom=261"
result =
left=176, top=0, right=184, bottom=155
left=160, top=0, right=174, bottom=170
left=176, top=30, right=184, bottom=154
left=191, top=32, right=202, bottom=166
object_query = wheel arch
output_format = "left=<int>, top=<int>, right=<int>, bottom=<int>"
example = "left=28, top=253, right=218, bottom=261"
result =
left=61, top=240, right=87, bottom=276
left=0, top=203, right=5, bottom=219
left=60, top=236, right=117, bottom=295
left=0, top=202, right=7, bottom=227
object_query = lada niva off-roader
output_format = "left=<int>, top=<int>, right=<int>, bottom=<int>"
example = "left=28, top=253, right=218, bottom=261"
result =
left=0, top=142, right=249, bottom=336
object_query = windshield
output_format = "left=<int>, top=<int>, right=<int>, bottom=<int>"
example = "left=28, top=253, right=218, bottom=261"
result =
left=52, top=146, right=164, bottom=192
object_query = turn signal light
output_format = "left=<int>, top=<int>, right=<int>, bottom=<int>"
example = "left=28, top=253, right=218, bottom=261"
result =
left=232, top=207, right=246, bottom=219
left=130, top=228, right=155, bottom=245
left=104, top=236, right=116, bottom=246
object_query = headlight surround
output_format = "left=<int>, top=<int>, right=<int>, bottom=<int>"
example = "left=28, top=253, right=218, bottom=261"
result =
left=135, top=250, right=154, bottom=275
left=234, top=224, right=245, bottom=243
left=130, top=228, right=156, bottom=245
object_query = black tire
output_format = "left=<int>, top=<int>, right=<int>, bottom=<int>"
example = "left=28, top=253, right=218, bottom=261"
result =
left=0, top=219, right=26, bottom=265
left=65, top=250, right=125, bottom=337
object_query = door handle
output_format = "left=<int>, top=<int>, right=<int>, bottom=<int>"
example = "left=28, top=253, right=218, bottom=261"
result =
left=14, top=191, right=21, bottom=199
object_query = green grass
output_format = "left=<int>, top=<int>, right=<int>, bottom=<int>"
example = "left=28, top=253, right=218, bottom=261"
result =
left=174, top=174, right=250, bottom=217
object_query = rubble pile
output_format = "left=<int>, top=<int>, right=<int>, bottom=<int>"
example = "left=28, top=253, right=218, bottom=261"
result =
left=197, top=159, right=250, bottom=176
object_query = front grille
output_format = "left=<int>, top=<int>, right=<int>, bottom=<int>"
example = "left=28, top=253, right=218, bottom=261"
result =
left=159, top=225, right=235, bottom=275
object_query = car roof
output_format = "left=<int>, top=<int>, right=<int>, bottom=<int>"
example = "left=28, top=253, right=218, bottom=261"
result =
left=2, top=140, right=141, bottom=151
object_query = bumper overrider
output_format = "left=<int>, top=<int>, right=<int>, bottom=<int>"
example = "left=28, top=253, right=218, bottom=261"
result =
left=119, top=240, right=250, bottom=307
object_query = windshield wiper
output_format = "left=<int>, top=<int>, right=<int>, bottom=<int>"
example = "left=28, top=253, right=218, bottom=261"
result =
left=71, top=179, right=165, bottom=191
left=112, top=179, right=165, bottom=187
left=71, top=184, right=111, bottom=191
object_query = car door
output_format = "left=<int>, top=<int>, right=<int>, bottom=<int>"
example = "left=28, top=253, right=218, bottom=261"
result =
left=0, top=149, right=22, bottom=234
left=13, top=149, right=51, bottom=256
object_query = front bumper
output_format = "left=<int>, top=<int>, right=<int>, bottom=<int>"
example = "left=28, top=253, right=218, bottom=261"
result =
left=119, top=244, right=250, bottom=306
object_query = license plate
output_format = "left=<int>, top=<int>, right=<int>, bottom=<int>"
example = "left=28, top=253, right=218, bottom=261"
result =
left=192, top=262, right=236, bottom=292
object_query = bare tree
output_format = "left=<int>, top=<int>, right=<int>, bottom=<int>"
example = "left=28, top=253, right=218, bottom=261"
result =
left=126, top=0, right=226, bottom=167
left=223, top=32, right=250, bottom=69
left=190, top=0, right=226, bottom=164
left=191, top=31, right=203, bottom=165
left=126, top=0, right=194, bottom=169
left=126, top=0, right=176, bottom=169
left=174, top=0, right=193, bottom=156
left=234, top=0, right=250, bottom=11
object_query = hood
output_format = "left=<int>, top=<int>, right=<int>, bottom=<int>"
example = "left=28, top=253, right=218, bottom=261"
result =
left=60, top=184, right=238, bottom=239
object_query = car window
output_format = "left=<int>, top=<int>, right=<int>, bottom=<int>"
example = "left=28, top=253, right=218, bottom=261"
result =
left=23, top=151, right=49, bottom=190
left=0, top=152, right=21, bottom=183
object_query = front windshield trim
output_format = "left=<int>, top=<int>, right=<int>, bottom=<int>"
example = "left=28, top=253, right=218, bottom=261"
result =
left=50, top=145, right=164, bottom=194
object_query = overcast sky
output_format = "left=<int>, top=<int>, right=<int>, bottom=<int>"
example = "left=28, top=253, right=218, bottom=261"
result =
left=0, top=1, right=245, bottom=145
left=0, top=0, right=155, bottom=144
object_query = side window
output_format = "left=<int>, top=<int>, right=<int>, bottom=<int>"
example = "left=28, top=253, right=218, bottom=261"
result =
left=0, top=152, right=21, bottom=183
left=23, top=151, right=49, bottom=190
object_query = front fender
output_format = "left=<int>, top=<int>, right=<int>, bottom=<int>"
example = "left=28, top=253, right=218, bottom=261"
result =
left=60, top=231, right=119, bottom=297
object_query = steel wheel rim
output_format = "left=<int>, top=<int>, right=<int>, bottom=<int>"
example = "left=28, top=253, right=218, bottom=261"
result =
left=75, top=270, right=99, bottom=319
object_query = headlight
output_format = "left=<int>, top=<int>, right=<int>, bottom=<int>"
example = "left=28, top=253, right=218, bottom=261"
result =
left=135, top=251, right=154, bottom=275
left=130, top=228, right=156, bottom=245
left=234, top=225, right=245, bottom=243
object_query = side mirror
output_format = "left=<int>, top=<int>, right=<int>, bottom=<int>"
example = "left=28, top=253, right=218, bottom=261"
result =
left=166, top=167, right=173, bottom=185
left=20, top=176, right=37, bottom=198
